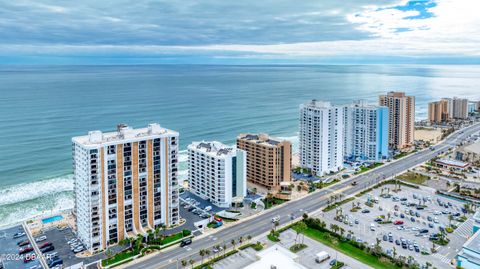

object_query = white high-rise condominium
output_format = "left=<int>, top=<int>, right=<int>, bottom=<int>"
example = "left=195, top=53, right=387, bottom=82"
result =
left=299, top=100, right=344, bottom=176
left=343, top=100, right=389, bottom=161
left=188, top=141, right=247, bottom=208
left=72, top=123, right=179, bottom=253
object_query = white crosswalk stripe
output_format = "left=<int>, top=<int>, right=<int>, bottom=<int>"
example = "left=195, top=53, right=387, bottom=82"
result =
left=432, top=253, right=451, bottom=264
left=454, top=219, right=473, bottom=239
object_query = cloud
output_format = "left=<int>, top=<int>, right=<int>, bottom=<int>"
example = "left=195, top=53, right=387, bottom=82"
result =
left=0, top=0, right=479, bottom=63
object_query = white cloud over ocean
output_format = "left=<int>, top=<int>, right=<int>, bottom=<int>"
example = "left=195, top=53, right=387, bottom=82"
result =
left=0, top=0, right=479, bottom=63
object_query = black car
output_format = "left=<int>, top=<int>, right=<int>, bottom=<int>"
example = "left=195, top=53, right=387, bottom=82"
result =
left=180, top=238, right=192, bottom=247
left=41, top=245, right=55, bottom=253
left=49, top=258, right=63, bottom=267
left=361, top=209, right=370, bottom=213
left=395, top=239, right=400, bottom=245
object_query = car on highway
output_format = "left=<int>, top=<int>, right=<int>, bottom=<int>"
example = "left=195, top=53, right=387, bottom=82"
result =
left=180, top=238, right=192, bottom=247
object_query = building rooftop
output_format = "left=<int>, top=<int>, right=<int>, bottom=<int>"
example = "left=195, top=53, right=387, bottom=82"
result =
left=72, top=123, right=177, bottom=147
left=435, top=158, right=470, bottom=168
left=346, top=100, right=387, bottom=109
left=383, top=91, right=407, bottom=98
left=463, top=229, right=480, bottom=253
left=189, top=141, right=237, bottom=157
left=238, top=133, right=288, bottom=147
left=464, top=141, right=480, bottom=155
left=243, top=245, right=307, bottom=269
left=302, top=99, right=331, bottom=108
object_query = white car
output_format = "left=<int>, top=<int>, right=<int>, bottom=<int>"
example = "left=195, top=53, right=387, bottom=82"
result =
left=35, top=236, right=47, bottom=242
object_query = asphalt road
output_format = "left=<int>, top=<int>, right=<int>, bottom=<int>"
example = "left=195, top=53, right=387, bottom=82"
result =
left=124, top=122, right=480, bottom=269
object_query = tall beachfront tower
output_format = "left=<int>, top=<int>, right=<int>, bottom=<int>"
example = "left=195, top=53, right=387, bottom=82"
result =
left=343, top=100, right=389, bottom=161
left=428, top=99, right=450, bottom=124
left=379, top=91, right=415, bottom=150
left=299, top=100, right=344, bottom=176
left=237, top=133, right=292, bottom=192
left=188, top=141, right=247, bottom=208
left=72, top=123, right=180, bottom=253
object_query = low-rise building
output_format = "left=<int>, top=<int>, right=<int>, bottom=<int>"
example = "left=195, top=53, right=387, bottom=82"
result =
left=457, top=228, right=480, bottom=269
left=188, top=141, right=247, bottom=208
left=434, top=158, right=470, bottom=171
left=243, top=244, right=308, bottom=269
left=236, top=133, right=291, bottom=191
left=456, top=141, right=480, bottom=163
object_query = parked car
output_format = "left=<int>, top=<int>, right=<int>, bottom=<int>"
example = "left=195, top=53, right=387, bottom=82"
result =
left=48, top=258, right=63, bottom=267
left=35, top=236, right=47, bottom=242
left=361, top=209, right=370, bottom=213
left=19, top=247, right=34, bottom=255
left=17, top=240, right=30, bottom=247
left=13, top=232, right=26, bottom=239
left=393, top=220, right=404, bottom=225
left=41, top=245, right=55, bottom=253
left=73, top=247, right=84, bottom=253
left=39, top=242, right=53, bottom=249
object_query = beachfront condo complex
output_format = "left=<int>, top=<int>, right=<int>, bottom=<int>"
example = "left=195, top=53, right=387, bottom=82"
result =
left=379, top=91, right=415, bottom=150
left=236, top=133, right=292, bottom=191
left=299, top=100, right=344, bottom=176
left=72, top=123, right=180, bottom=252
left=343, top=100, right=389, bottom=161
left=187, top=141, right=247, bottom=208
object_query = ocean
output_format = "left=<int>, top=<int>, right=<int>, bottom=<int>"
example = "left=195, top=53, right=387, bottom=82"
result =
left=0, top=64, right=479, bottom=228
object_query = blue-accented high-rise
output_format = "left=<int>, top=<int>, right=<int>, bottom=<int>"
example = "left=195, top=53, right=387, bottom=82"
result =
left=343, top=100, right=389, bottom=162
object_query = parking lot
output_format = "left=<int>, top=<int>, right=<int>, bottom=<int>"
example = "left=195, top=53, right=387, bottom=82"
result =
left=0, top=225, right=42, bottom=269
left=39, top=226, right=122, bottom=268
left=316, top=184, right=474, bottom=269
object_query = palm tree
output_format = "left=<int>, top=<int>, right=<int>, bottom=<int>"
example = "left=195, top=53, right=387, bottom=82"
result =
left=199, top=249, right=206, bottom=265
left=147, top=229, right=154, bottom=242
left=247, top=235, right=252, bottom=243
left=105, top=248, right=114, bottom=260
left=296, top=222, right=307, bottom=245
left=239, top=236, right=244, bottom=246
left=181, top=260, right=188, bottom=269
left=392, top=247, right=397, bottom=259
left=274, top=220, right=279, bottom=232
left=189, top=259, right=195, bottom=269
left=204, top=249, right=211, bottom=263
left=231, top=239, right=236, bottom=250
left=154, top=226, right=161, bottom=240
left=338, top=227, right=345, bottom=238
left=223, top=244, right=227, bottom=257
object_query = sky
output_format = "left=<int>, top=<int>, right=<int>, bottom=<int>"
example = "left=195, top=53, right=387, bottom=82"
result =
left=0, top=0, right=479, bottom=64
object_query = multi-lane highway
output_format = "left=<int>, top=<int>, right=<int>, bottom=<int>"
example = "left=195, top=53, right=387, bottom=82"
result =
left=124, top=122, right=480, bottom=269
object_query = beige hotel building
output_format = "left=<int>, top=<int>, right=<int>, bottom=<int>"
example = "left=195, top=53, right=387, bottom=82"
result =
left=72, top=123, right=179, bottom=252
left=379, top=91, right=415, bottom=149
left=236, top=133, right=291, bottom=191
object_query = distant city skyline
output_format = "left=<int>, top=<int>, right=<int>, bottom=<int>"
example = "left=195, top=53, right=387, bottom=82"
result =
left=1, top=0, right=479, bottom=64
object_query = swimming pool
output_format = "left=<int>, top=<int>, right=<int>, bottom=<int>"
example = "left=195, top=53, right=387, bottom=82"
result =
left=42, top=215, right=63, bottom=224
